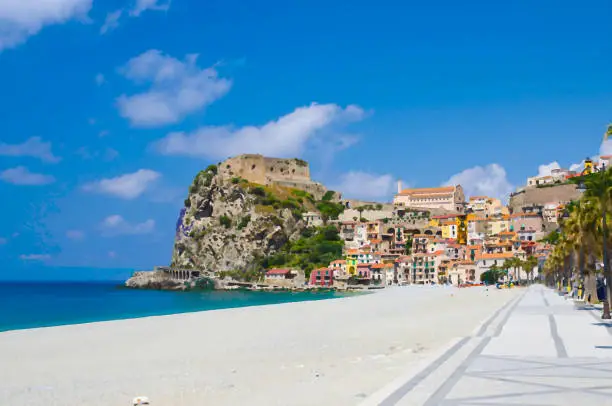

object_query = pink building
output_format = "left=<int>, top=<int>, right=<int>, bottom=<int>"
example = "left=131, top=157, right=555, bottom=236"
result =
left=310, top=267, right=334, bottom=286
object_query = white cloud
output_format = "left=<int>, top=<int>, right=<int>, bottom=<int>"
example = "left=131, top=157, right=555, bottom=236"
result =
left=117, top=50, right=231, bottom=127
left=155, top=103, right=365, bottom=159
left=0, top=0, right=92, bottom=51
left=130, top=0, right=170, bottom=16
left=0, top=166, right=55, bottom=185
left=101, top=215, right=155, bottom=236
left=0, top=137, right=60, bottom=163
left=570, top=161, right=584, bottom=172
left=19, top=254, right=51, bottom=261
left=66, top=230, right=85, bottom=240
left=537, top=161, right=560, bottom=177
left=83, top=169, right=160, bottom=199
left=95, top=73, right=105, bottom=85
left=330, top=171, right=394, bottom=200
left=99, top=9, right=122, bottom=34
left=600, top=139, right=612, bottom=157
left=444, top=163, right=514, bottom=201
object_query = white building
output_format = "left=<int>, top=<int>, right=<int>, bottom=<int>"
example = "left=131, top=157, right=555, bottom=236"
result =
left=302, top=212, right=323, bottom=227
left=526, top=175, right=554, bottom=188
left=394, top=183, right=465, bottom=212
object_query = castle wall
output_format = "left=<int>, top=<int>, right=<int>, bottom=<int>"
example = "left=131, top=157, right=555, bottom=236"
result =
left=509, top=184, right=582, bottom=213
left=221, top=154, right=312, bottom=185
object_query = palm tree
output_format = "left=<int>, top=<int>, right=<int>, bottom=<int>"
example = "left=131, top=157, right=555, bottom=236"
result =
left=504, top=257, right=522, bottom=284
left=583, top=168, right=612, bottom=319
left=563, top=201, right=601, bottom=301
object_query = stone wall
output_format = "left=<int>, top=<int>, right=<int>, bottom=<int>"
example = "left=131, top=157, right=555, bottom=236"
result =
left=218, top=154, right=328, bottom=199
left=220, top=154, right=311, bottom=185
left=509, top=184, right=582, bottom=213
left=339, top=209, right=393, bottom=222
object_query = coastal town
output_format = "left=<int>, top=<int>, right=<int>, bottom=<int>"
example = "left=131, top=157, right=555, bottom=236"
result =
left=261, top=156, right=609, bottom=290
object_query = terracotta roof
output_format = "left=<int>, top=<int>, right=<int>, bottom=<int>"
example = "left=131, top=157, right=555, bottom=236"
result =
left=475, top=252, right=514, bottom=260
left=357, top=263, right=371, bottom=268
left=432, top=214, right=460, bottom=219
left=399, top=186, right=455, bottom=195
left=369, top=239, right=382, bottom=243
left=371, top=263, right=385, bottom=269
left=331, top=260, right=346, bottom=264
left=458, top=260, right=475, bottom=265
left=432, top=250, right=445, bottom=256
left=347, top=249, right=359, bottom=254
left=266, top=268, right=291, bottom=275
left=469, top=196, right=488, bottom=200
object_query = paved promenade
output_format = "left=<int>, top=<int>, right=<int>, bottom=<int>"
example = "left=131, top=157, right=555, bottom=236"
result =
left=361, top=285, right=612, bottom=405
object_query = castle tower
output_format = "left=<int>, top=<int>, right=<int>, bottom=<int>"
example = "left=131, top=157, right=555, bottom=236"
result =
left=397, top=180, right=402, bottom=194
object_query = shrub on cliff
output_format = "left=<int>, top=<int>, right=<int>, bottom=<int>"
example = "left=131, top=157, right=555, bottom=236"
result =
left=316, top=201, right=345, bottom=223
left=321, top=190, right=336, bottom=201
left=219, top=215, right=232, bottom=228
left=237, top=215, right=251, bottom=230
left=260, top=225, right=343, bottom=278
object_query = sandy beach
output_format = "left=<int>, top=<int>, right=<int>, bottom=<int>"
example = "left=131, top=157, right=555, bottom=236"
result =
left=0, top=286, right=519, bottom=405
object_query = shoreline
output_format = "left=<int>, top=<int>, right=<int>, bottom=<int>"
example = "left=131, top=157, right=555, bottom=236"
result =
left=0, top=287, right=359, bottom=334
left=0, top=285, right=521, bottom=405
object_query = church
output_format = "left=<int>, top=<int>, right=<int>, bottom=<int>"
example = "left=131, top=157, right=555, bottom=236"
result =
left=393, top=182, right=465, bottom=213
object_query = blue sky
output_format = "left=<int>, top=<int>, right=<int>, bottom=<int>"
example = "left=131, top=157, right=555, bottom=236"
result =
left=1, top=0, right=611, bottom=279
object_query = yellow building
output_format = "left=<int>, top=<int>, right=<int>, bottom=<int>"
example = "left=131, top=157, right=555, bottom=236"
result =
left=440, top=220, right=454, bottom=239
left=456, top=215, right=468, bottom=245
left=346, top=249, right=359, bottom=275
left=486, top=217, right=510, bottom=236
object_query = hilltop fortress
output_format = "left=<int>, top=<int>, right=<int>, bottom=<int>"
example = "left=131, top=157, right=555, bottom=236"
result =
left=218, top=154, right=330, bottom=200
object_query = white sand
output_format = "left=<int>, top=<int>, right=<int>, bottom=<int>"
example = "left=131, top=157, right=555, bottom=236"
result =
left=0, top=286, right=519, bottom=406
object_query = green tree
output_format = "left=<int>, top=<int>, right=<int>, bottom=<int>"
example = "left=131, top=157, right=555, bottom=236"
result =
left=581, top=167, right=612, bottom=317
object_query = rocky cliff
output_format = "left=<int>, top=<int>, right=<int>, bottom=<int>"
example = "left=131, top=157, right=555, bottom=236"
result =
left=509, top=183, right=582, bottom=212
left=170, top=158, right=323, bottom=273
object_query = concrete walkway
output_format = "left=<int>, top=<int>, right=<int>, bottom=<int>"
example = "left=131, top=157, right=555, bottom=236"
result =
left=361, top=285, right=612, bottom=405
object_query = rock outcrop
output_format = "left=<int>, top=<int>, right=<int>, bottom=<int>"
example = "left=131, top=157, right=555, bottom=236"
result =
left=509, top=183, right=582, bottom=213
left=125, top=271, right=184, bottom=290
left=170, top=157, right=318, bottom=273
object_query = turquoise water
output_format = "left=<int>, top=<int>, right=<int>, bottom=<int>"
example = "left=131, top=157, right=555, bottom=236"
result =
left=0, top=282, right=346, bottom=332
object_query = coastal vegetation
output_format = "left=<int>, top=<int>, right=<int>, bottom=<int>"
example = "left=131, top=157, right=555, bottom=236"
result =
left=261, top=225, right=344, bottom=277
left=480, top=256, right=539, bottom=285
left=543, top=168, right=612, bottom=317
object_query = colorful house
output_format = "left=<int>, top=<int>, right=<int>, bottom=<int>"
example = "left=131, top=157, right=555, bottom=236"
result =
left=346, top=249, right=359, bottom=275
left=329, top=259, right=346, bottom=278
left=310, top=267, right=334, bottom=286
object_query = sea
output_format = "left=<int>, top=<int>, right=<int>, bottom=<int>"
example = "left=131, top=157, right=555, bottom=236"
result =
left=0, top=281, right=346, bottom=332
